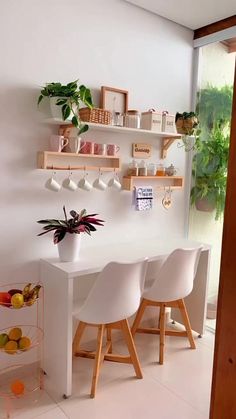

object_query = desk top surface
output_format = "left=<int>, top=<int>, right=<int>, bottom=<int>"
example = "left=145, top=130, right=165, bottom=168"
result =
left=41, top=237, right=210, bottom=278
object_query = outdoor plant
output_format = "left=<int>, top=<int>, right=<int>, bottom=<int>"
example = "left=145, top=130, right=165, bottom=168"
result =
left=190, top=85, right=233, bottom=220
left=37, top=80, right=93, bottom=132
left=191, top=127, right=229, bottom=220
left=37, top=206, right=104, bottom=243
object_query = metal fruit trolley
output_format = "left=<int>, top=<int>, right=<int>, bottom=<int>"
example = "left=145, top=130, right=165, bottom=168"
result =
left=0, top=283, right=44, bottom=418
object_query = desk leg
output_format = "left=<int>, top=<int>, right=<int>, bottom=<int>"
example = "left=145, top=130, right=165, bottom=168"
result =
left=171, top=249, right=210, bottom=336
left=40, top=262, right=73, bottom=399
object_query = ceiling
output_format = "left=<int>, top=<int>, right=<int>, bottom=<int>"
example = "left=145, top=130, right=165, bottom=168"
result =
left=125, top=0, right=236, bottom=30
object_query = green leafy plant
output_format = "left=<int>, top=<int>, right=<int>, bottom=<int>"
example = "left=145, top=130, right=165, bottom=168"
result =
left=37, top=206, right=104, bottom=244
left=37, top=80, right=93, bottom=132
left=191, top=127, right=229, bottom=220
left=175, top=111, right=200, bottom=151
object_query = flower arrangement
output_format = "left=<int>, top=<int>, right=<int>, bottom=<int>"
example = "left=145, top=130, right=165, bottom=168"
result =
left=37, top=206, right=104, bottom=244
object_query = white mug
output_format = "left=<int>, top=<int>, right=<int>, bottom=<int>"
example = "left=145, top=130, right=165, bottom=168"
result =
left=68, top=136, right=86, bottom=154
left=62, top=173, right=78, bottom=191
left=50, top=135, right=69, bottom=152
left=78, top=176, right=93, bottom=191
left=108, top=176, right=122, bottom=190
left=93, top=174, right=107, bottom=191
left=45, top=174, right=61, bottom=192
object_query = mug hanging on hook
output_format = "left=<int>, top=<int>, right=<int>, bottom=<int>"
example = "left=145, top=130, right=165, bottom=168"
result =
left=78, top=167, right=93, bottom=191
left=62, top=168, right=78, bottom=191
left=108, top=169, right=122, bottom=190
left=45, top=167, right=61, bottom=192
left=162, top=187, right=172, bottom=210
left=93, top=169, right=107, bottom=191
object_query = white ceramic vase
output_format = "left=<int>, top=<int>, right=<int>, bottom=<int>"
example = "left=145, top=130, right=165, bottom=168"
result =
left=57, top=233, right=81, bottom=262
left=50, top=97, right=77, bottom=121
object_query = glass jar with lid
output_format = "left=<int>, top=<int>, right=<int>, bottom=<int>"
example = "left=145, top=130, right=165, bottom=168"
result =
left=138, top=160, right=147, bottom=176
left=124, top=110, right=140, bottom=129
left=113, top=112, right=124, bottom=127
left=156, top=162, right=165, bottom=176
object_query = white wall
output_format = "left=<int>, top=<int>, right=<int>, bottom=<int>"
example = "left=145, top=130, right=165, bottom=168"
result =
left=0, top=0, right=193, bottom=288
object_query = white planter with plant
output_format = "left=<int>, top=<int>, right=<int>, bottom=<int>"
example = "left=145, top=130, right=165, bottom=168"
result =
left=37, top=207, right=104, bottom=262
left=37, top=80, right=93, bottom=132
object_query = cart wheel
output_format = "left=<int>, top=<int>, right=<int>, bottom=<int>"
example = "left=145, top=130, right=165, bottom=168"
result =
left=198, top=334, right=202, bottom=338
left=63, top=394, right=69, bottom=399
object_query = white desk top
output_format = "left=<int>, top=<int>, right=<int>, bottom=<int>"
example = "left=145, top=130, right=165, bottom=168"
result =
left=41, top=238, right=210, bottom=278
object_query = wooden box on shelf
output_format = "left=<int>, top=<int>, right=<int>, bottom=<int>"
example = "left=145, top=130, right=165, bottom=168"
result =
left=123, top=175, right=184, bottom=191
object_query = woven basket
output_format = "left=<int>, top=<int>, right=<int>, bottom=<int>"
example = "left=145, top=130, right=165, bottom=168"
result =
left=79, top=107, right=112, bottom=125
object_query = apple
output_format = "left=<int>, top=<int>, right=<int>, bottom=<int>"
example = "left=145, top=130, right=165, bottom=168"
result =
left=0, top=292, right=12, bottom=307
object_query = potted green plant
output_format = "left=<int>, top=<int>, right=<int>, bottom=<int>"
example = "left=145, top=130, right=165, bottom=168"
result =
left=191, top=127, right=229, bottom=220
left=175, top=111, right=200, bottom=151
left=37, top=206, right=104, bottom=262
left=37, top=80, right=93, bottom=132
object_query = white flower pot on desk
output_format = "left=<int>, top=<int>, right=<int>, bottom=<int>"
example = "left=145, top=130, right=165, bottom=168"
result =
left=57, top=234, right=81, bottom=262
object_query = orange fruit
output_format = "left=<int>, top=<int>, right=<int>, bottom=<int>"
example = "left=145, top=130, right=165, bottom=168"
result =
left=18, top=336, right=31, bottom=351
left=8, top=327, right=22, bottom=341
left=11, top=380, right=25, bottom=396
left=4, top=340, right=18, bottom=354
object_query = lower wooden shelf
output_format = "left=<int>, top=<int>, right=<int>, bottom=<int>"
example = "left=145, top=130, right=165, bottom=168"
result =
left=37, top=151, right=120, bottom=171
left=123, top=176, right=184, bottom=191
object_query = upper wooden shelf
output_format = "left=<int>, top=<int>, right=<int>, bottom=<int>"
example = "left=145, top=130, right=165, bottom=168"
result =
left=37, top=151, right=120, bottom=171
left=45, top=118, right=181, bottom=158
left=123, top=175, right=184, bottom=191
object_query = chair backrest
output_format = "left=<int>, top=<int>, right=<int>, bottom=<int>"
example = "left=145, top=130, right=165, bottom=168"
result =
left=143, top=248, right=202, bottom=302
left=77, top=259, right=148, bottom=324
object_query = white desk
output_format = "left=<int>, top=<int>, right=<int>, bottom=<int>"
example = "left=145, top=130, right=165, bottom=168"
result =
left=40, top=238, right=210, bottom=398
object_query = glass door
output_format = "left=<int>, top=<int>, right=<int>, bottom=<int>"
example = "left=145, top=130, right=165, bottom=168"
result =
left=189, top=39, right=236, bottom=331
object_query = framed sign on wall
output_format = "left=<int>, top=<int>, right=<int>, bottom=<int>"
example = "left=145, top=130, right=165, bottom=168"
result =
left=100, top=86, right=128, bottom=114
left=132, top=143, right=152, bottom=158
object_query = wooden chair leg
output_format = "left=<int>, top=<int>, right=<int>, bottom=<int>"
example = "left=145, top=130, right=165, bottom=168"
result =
left=106, top=326, right=112, bottom=354
left=121, top=319, right=143, bottom=379
left=159, top=303, right=166, bottom=365
left=72, top=321, right=86, bottom=355
left=178, top=299, right=196, bottom=349
left=90, top=325, right=105, bottom=398
left=131, top=299, right=148, bottom=335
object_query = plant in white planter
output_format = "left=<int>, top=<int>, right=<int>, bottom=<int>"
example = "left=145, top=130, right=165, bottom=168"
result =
left=37, top=80, right=93, bottom=132
left=37, top=206, right=104, bottom=262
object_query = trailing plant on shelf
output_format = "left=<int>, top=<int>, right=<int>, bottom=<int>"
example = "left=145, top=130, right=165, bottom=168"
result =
left=175, top=111, right=200, bottom=151
left=37, top=80, right=93, bottom=133
left=37, top=206, right=104, bottom=243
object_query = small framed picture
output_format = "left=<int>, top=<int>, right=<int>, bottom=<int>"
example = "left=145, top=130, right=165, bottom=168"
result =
left=100, top=86, right=128, bottom=114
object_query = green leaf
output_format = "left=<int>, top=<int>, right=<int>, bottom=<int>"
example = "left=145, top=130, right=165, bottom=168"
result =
left=37, top=95, right=43, bottom=106
left=78, top=124, right=89, bottom=135
left=72, top=116, right=78, bottom=127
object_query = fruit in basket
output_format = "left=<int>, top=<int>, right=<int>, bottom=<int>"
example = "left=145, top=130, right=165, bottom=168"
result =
left=25, top=284, right=41, bottom=306
left=8, top=327, right=22, bottom=341
left=0, top=333, right=9, bottom=348
left=0, top=292, right=12, bottom=307
left=11, top=293, right=24, bottom=309
left=22, top=283, right=32, bottom=300
left=4, top=340, right=18, bottom=354
left=18, top=336, right=31, bottom=351
left=8, top=289, right=22, bottom=297
left=11, top=380, right=25, bottom=396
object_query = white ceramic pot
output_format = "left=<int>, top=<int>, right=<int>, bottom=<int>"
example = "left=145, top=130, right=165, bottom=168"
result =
left=57, top=233, right=81, bottom=262
left=50, top=97, right=75, bottom=121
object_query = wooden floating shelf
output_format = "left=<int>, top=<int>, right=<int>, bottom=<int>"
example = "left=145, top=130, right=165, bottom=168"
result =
left=45, top=119, right=182, bottom=159
left=123, top=176, right=184, bottom=191
left=37, top=151, right=120, bottom=171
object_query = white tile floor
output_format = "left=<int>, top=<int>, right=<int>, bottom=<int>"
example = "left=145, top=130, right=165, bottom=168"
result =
left=0, top=327, right=215, bottom=419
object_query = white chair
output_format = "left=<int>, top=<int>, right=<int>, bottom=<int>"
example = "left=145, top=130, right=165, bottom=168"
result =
left=132, top=248, right=202, bottom=365
left=73, top=259, right=148, bottom=398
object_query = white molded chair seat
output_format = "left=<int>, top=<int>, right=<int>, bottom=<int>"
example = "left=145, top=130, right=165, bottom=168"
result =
left=132, top=248, right=202, bottom=364
left=73, top=259, right=148, bottom=398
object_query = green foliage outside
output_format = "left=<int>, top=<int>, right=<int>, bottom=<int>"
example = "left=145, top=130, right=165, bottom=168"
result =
left=191, top=85, right=233, bottom=220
